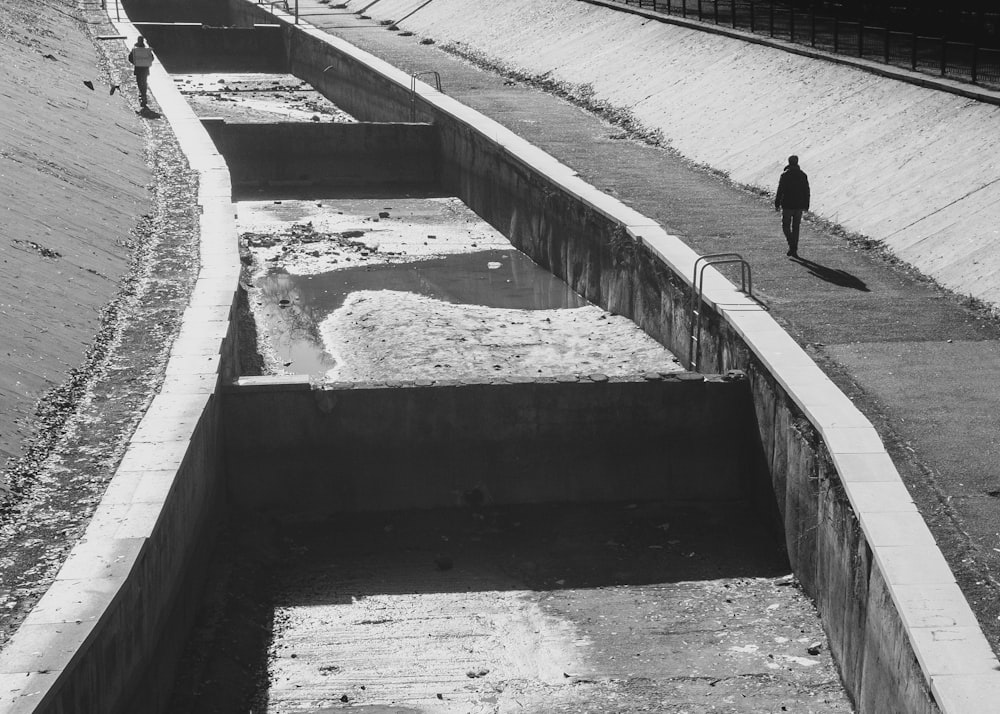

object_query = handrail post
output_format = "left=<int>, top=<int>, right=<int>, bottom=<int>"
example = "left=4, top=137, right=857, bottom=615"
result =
left=810, top=0, right=816, bottom=47
left=687, top=253, right=754, bottom=371
left=409, top=71, right=443, bottom=122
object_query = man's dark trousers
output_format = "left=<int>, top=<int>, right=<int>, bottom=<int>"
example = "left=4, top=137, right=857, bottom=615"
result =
left=134, top=67, right=149, bottom=107
left=782, top=209, right=803, bottom=255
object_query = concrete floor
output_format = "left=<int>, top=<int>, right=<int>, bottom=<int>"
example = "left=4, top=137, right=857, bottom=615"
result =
left=238, top=196, right=683, bottom=381
left=174, top=503, right=851, bottom=713
left=174, top=72, right=356, bottom=123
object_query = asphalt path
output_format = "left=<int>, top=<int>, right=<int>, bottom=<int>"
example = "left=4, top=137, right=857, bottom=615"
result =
left=296, top=1, right=1000, bottom=653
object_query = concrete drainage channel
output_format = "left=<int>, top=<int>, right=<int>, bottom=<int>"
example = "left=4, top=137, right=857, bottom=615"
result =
left=175, top=20, right=852, bottom=712
left=1, top=0, right=998, bottom=712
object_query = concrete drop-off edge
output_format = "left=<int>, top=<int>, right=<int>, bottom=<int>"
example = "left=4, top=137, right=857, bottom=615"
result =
left=0, top=13, right=240, bottom=714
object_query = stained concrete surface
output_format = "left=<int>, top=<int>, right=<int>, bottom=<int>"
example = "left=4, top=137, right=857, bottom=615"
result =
left=240, top=197, right=682, bottom=380
left=290, top=0, right=1000, bottom=652
left=254, top=503, right=852, bottom=713
left=175, top=72, right=356, bottom=122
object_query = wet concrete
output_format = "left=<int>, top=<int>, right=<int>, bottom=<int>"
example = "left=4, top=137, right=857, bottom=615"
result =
left=255, top=502, right=852, bottom=713
left=239, top=197, right=681, bottom=380
left=255, top=250, right=587, bottom=375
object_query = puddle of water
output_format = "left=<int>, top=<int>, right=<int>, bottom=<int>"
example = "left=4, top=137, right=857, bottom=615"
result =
left=254, top=249, right=588, bottom=375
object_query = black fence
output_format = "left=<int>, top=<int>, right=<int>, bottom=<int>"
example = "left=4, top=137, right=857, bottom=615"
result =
left=604, top=0, right=1000, bottom=89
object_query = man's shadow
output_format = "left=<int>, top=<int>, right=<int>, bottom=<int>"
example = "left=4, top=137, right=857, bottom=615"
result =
left=791, top=255, right=869, bottom=292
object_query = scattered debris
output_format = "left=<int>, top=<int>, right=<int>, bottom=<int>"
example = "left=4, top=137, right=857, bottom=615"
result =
left=12, top=239, right=61, bottom=259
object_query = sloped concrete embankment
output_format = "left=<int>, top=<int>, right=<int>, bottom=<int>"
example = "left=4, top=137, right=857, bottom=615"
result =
left=0, top=15, right=241, bottom=714
left=359, top=0, right=1000, bottom=309
left=0, top=0, right=151, bottom=476
left=231, top=4, right=1000, bottom=712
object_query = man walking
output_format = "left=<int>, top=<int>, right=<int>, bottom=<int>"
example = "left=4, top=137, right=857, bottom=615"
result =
left=774, top=155, right=810, bottom=257
left=127, top=36, right=154, bottom=109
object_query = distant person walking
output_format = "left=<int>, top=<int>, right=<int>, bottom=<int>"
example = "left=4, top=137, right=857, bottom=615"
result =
left=127, top=36, right=154, bottom=109
left=774, top=155, right=810, bottom=257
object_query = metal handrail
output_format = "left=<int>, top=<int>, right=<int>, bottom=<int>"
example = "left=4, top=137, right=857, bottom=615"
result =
left=687, top=253, right=752, bottom=370
left=409, top=71, right=442, bottom=121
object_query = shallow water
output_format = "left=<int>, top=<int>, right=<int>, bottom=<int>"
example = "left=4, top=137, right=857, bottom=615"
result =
left=254, top=249, right=589, bottom=375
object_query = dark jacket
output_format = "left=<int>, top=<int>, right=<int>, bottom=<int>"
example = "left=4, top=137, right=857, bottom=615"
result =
left=775, top=166, right=810, bottom=211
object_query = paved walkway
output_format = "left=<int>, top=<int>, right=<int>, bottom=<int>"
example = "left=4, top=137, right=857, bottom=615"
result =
left=293, top=1, right=1000, bottom=652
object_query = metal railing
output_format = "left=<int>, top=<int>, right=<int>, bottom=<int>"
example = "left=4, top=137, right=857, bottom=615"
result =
left=604, top=0, right=1000, bottom=89
left=410, top=70, right=443, bottom=121
left=257, top=0, right=299, bottom=24
left=687, top=253, right=752, bottom=371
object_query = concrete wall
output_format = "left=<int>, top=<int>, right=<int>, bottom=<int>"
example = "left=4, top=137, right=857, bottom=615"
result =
left=201, top=120, right=440, bottom=192
left=134, top=23, right=287, bottom=73
left=122, top=0, right=230, bottom=25
left=223, top=373, right=759, bottom=516
left=230, top=4, right=1000, bottom=712
left=226, top=0, right=436, bottom=122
